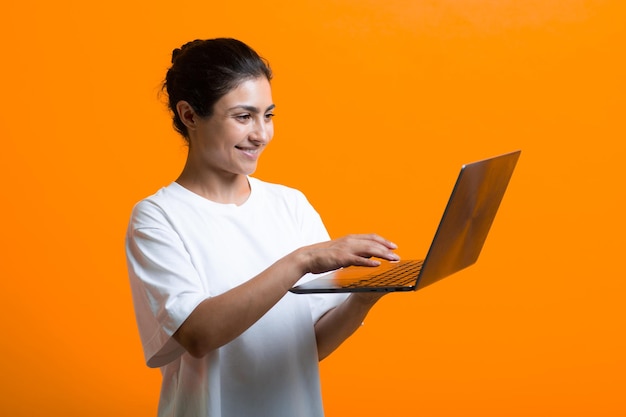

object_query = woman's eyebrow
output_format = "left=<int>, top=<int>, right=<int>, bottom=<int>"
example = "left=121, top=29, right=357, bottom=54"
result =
left=229, top=104, right=276, bottom=113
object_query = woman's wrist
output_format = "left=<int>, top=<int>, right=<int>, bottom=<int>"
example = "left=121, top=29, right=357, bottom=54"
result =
left=285, top=247, right=312, bottom=278
left=349, top=292, right=385, bottom=309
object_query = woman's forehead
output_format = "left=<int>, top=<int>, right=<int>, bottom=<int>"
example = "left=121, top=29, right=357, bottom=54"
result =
left=216, top=78, right=274, bottom=110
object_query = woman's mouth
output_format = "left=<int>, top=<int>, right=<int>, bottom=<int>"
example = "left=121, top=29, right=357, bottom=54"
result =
left=236, top=146, right=261, bottom=158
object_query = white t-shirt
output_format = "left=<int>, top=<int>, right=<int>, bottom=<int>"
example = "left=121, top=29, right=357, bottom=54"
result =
left=126, top=177, right=347, bottom=417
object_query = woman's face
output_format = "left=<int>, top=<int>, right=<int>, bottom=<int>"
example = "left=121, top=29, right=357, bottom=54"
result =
left=188, top=77, right=275, bottom=178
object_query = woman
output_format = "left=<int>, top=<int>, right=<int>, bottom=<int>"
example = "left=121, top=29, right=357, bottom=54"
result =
left=125, top=38, right=399, bottom=417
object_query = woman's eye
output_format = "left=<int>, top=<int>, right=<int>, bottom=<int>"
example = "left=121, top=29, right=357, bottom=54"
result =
left=236, top=114, right=251, bottom=121
left=265, top=113, right=275, bottom=121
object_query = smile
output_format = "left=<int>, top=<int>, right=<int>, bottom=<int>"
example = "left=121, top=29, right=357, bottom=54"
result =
left=236, top=146, right=262, bottom=157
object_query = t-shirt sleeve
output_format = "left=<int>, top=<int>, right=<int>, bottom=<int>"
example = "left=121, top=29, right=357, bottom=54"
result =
left=125, top=200, right=208, bottom=368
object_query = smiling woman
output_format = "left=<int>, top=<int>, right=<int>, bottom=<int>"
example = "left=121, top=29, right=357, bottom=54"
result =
left=124, top=38, right=400, bottom=417
left=165, top=39, right=276, bottom=204
left=175, top=78, right=276, bottom=204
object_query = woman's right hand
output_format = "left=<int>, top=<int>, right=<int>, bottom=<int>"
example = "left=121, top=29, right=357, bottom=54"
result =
left=172, top=233, right=399, bottom=358
left=297, top=233, right=400, bottom=275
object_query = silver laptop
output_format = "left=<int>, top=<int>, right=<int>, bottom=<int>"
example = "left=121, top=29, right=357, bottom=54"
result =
left=290, top=150, right=521, bottom=294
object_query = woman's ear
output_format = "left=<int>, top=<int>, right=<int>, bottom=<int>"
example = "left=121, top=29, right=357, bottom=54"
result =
left=176, top=101, right=198, bottom=131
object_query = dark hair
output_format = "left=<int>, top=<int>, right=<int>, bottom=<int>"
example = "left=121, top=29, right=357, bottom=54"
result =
left=163, top=38, right=273, bottom=138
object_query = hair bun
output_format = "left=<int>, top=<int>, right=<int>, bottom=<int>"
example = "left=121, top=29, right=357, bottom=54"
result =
left=171, top=48, right=183, bottom=64
left=172, top=40, right=203, bottom=64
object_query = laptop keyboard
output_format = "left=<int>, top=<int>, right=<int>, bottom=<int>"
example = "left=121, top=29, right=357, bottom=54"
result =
left=341, top=260, right=424, bottom=288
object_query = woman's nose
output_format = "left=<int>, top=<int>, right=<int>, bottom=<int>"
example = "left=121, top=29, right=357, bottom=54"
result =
left=251, top=119, right=272, bottom=143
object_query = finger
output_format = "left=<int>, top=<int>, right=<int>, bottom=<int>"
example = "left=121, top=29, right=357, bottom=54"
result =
left=373, top=251, right=401, bottom=262
left=348, top=256, right=382, bottom=268
left=354, top=233, right=398, bottom=250
left=354, top=239, right=400, bottom=262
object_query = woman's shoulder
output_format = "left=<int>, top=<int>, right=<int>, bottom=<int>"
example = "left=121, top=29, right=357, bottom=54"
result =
left=129, top=183, right=185, bottom=221
left=133, top=182, right=174, bottom=204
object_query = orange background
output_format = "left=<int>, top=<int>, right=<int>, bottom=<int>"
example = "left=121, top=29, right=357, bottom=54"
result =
left=2, top=1, right=625, bottom=416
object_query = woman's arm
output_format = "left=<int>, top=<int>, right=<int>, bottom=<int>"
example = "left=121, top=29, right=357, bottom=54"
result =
left=173, top=234, right=398, bottom=358
left=313, top=293, right=385, bottom=360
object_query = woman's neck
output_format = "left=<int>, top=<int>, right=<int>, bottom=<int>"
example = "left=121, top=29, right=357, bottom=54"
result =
left=176, top=165, right=251, bottom=206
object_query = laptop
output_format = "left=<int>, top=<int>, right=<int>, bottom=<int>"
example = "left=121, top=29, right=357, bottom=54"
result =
left=289, top=150, right=521, bottom=294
